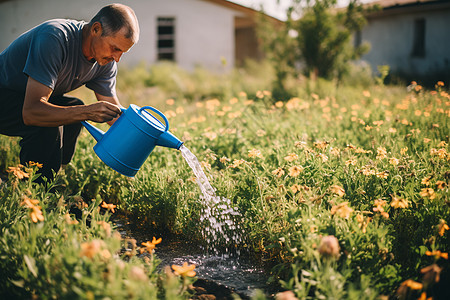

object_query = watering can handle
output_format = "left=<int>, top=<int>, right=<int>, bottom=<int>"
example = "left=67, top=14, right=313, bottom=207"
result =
left=139, top=106, right=169, bottom=132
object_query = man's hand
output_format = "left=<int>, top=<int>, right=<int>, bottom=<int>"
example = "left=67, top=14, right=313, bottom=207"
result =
left=84, top=101, right=122, bottom=123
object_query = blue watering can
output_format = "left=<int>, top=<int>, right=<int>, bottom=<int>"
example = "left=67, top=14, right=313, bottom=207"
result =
left=81, top=104, right=183, bottom=177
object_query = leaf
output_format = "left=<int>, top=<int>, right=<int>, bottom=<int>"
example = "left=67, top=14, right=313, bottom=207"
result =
left=23, top=255, right=38, bottom=277
left=10, top=279, right=25, bottom=287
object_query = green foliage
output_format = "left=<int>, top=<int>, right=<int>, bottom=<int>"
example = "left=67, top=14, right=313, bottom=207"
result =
left=258, top=0, right=370, bottom=88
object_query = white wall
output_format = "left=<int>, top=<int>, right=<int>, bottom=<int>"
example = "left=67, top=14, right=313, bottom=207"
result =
left=0, top=0, right=244, bottom=71
left=360, top=8, right=450, bottom=77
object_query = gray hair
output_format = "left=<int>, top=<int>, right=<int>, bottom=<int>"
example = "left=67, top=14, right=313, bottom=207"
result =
left=89, top=3, right=139, bottom=43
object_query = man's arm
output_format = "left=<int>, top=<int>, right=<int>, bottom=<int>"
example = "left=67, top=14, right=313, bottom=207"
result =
left=22, top=77, right=122, bottom=127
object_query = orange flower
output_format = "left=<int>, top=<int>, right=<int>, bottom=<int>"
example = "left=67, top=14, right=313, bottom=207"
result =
left=390, top=196, right=409, bottom=209
left=28, top=161, right=43, bottom=168
left=425, top=250, right=448, bottom=260
left=272, top=168, right=285, bottom=178
left=20, top=197, right=40, bottom=208
left=7, top=165, right=29, bottom=179
left=172, top=262, right=196, bottom=277
left=420, top=188, right=436, bottom=200
left=290, top=184, right=302, bottom=194
left=376, top=147, right=387, bottom=160
left=330, top=202, right=353, bottom=219
left=248, top=149, right=264, bottom=159
left=140, top=237, right=162, bottom=254
left=30, top=206, right=44, bottom=223
left=101, top=201, right=116, bottom=213
left=329, top=185, right=345, bottom=197
left=288, top=165, right=304, bottom=177
left=80, top=240, right=104, bottom=259
left=401, top=279, right=423, bottom=290
left=436, top=180, right=446, bottom=190
left=438, top=220, right=449, bottom=237
left=389, top=158, right=399, bottom=166
left=284, top=153, right=298, bottom=162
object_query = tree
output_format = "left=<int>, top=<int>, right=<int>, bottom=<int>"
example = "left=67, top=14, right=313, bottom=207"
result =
left=258, top=0, right=369, bottom=86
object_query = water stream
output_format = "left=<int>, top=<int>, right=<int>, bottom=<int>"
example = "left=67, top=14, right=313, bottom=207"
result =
left=179, top=145, right=244, bottom=255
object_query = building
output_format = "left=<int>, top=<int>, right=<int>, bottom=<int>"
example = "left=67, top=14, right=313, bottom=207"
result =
left=0, top=0, right=281, bottom=71
left=359, top=0, right=450, bottom=83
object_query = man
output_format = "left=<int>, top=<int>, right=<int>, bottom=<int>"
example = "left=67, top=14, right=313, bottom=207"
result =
left=0, top=3, right=139, bottom=182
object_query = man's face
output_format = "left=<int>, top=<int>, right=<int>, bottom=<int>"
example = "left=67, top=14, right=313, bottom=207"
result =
left=90, top=26, right=134, bottom=66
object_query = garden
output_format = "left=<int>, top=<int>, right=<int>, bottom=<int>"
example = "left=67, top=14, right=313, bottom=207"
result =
left=0, top=61, right=449, bottom=299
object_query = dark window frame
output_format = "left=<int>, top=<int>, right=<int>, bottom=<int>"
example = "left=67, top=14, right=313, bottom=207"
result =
left=411, top=18, right=426, bottom=58
left=157, top=17, right=176, bottom=61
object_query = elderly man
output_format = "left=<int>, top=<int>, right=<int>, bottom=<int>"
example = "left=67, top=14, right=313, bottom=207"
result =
left=0, top=3, right=139, bottom=182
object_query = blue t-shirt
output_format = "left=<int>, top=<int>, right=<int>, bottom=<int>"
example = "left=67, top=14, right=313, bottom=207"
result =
left=0, top=19, right=117, bottom=97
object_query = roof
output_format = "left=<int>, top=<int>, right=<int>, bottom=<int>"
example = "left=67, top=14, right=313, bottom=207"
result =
left=365, top=0, right=450, bottom=16
left=202, top=0, right=284, bottom=25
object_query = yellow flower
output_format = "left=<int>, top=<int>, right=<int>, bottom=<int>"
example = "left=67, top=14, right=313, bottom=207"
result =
left=437, top=81, right=444, bottom=86
left=420, top=188, right=436, bottom=200
left=166, top=98, right=175, bottom=105
left=272, top=168, right=285, bottom=178
left=330, top=202, right=353, bottom=219
left=425, top=250, right=448, bottom=260
left=172, top=262, right=196, bottom=277
left=248, top=149, right=264, bottom=159
left=30, top=206, right=44, bottom=223
left=288, top=165, right=304, bottom=177
left=329, top=185, right=345, bottom=197
left=284, top=153, right=298, bottom=162
left=7, top=165, right=29, bottom=179
left=390, top=196, right=409, bottom=209
left=438, top=220, right=449, bottom=237
left=101, top=201, right=116, bottom=213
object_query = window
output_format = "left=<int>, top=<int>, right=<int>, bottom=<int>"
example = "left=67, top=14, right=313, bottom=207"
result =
left=157, top=17, right=175, bottom=61
left=411, top=18, right=425, bottom=58
left=354, top=30, right=362, bottom=48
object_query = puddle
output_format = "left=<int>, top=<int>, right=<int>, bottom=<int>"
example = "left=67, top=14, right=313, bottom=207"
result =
left=114, top=220, right=271, bottom=299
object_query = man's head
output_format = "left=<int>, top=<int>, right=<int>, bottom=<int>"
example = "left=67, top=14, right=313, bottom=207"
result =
left=85, top=3, right=139, bottom=65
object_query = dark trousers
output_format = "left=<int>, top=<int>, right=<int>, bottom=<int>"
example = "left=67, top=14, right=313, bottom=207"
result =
left=0, top=88, right=83, bottom=181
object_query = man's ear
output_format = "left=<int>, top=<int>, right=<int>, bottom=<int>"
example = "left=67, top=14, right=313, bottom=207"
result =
left=92, top=22, right=102, bottom=36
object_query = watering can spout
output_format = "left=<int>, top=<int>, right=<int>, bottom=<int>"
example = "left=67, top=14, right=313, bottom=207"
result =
left=81, top=121, right=104, bottom=142
left=156, top=131, right=184, bottom=150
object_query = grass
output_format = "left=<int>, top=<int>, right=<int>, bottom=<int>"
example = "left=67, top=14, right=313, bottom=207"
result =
left=0, top=62, right=449, bottom=299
